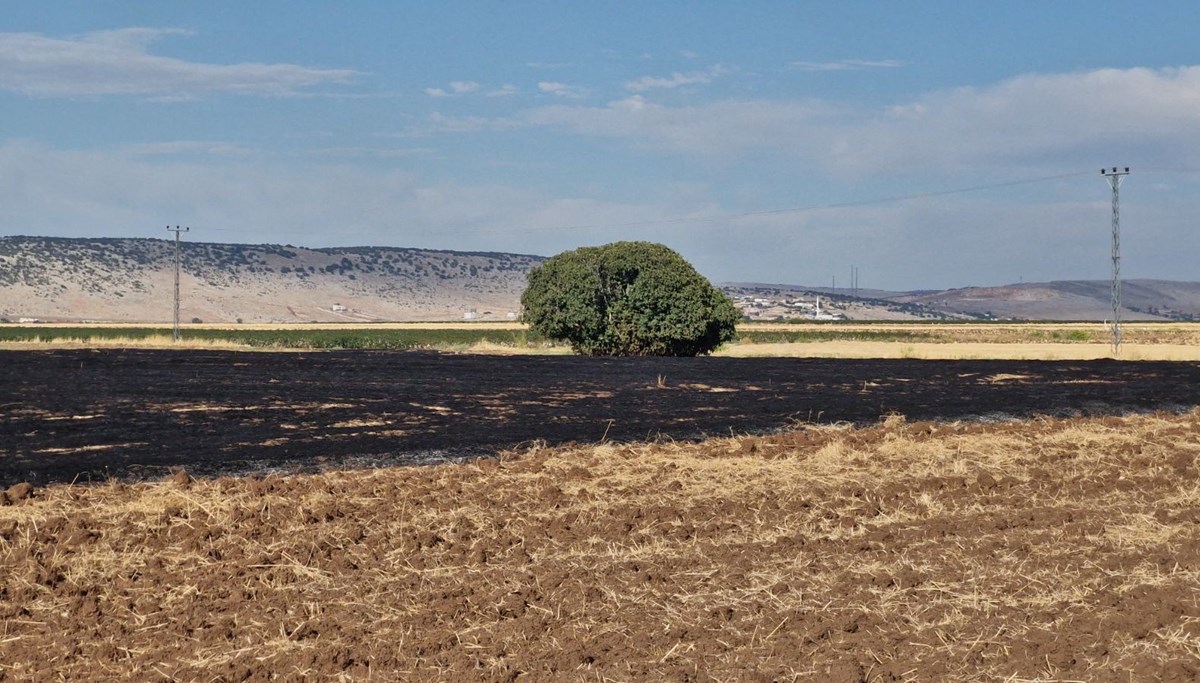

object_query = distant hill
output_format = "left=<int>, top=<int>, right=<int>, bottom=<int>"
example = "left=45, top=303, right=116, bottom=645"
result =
left=0, top=236, right=543, bottom=323
left=724, top=280, right=1200, bottom=322
left=889, top=280, right=1200, bottom=321
left=4, top=236, right=1197, bottom=323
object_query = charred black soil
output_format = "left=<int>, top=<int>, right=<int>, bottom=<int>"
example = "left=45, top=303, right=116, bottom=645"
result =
left=3, top=349, right=1199, bottom=485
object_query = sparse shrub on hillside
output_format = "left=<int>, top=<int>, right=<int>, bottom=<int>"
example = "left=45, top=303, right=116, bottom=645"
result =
left=521, top=241, right=739, bottom=357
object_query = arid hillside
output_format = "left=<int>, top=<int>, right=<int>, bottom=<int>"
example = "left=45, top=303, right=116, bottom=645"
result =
left=0, top=236, right=543, bottom=323
left=6, top=236, right=1199, bottom=323
left=721, top=279, right=1200, bottom=322
left=889, top=279, right=1200, bottom=321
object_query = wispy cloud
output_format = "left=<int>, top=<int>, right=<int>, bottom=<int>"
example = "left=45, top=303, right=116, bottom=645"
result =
left=398, top=112, right=524, bottom=137
left=120, top=140, right=256, bottom=157
left=537, top=81, right=588, bottom=99
left=790, top=59, right=904, bottom=72
left=486, top=84, right=519, bottom=97
left=0, top=28, right=358, bottom=98
left=309, top=146, right=437, bottom=159
left=625, top=65, right=729, bottom=92
left=523, top=66, right=1200, bottom=176
left=423, top=80, right=480, bottom=97
left=524, top=96, right=838, bottom=158
left=381, top=65, right=1200, bottom=181
left=0, top=139, right=703, bottom=263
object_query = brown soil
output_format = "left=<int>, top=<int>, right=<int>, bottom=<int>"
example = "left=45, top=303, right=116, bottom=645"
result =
left=4, top=349, right=1200, bottom=485
left=2, top=411, right=1200, bottom=680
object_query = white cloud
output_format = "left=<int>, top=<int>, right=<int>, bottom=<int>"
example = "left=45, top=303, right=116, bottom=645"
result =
left=524, top=96, right=839, bottom=158
left=425, top=80, right=481, bottom=97
left=399, top=112, right=523, bottom=137
left=120, top=140, right=256, bottom=157
left=83, top=28, right=192, bottom=50
left=519, top=65, right=1200, bottom=177
left=822, top=65, right=1200, bottom=175
left=790, top=59, right=904, bottom=72
left=486, top=84, right=519, bottom=97
left=537, top=81, right=588, bottom=98
left=309, top=146, right=436, bottom=159
left=625, top=65, right=728, bottom=92
left=0, top=28, right=358, bottom=98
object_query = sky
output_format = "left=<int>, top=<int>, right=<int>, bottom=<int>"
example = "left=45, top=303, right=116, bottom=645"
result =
left=2, top=1, right=1200, bottom=290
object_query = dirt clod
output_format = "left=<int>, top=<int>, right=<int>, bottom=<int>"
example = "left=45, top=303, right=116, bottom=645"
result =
left=5, top=482, right=33, bottom=502
left=168, top=468, right=191, bottom=487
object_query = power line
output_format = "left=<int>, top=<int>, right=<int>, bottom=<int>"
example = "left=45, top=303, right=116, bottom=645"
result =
left=171, top=169, right=1098, bottom=241
left=480, top=170, right=1097, bottom=236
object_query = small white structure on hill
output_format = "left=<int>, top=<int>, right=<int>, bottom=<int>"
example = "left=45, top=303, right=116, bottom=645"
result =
left=464, top=308, right=477, bottom=320
left=811, top=296, right=838, bottom=321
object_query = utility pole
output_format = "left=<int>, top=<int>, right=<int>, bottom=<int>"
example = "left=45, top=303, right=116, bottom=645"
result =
left=1100, top=167, right=1129, bottom=355
left=167, top=226, right=190, bottom=342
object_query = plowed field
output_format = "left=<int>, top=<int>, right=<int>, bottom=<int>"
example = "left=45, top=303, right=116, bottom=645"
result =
left=3, top=350, right=1200, bottom=681
left=3, top=411, right=1200, bottom=680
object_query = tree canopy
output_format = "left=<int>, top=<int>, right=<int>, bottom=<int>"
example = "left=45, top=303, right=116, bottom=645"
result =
left=521, top=241, right=740, bottom=356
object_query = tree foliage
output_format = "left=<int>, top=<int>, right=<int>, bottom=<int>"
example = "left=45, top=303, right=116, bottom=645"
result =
left=521, top=241, right=740, bottom=356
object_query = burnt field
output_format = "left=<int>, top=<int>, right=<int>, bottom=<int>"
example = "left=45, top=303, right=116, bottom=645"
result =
left=5, top=348, right=1200, bottom=680
left=3, top=348, right=1200, bottom=486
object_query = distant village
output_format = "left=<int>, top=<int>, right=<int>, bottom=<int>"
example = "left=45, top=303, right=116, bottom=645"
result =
left=720, top=284, right=969, bottom=322
left=729, top=291, right=845, bottom=321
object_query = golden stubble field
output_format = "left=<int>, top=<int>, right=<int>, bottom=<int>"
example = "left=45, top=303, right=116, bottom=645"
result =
left=3, top=411, right=1200, bottom=681
left=7, top=321, right=1200, bottom=360
left=727, top=322, right=1200, bottom=360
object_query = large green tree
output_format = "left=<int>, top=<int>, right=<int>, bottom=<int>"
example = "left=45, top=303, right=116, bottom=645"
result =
left=521, top=241, right=740, bottom=356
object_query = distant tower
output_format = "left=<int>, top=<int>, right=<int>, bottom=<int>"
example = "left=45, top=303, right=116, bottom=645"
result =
left=1101, top=167, right=1129, bottom=354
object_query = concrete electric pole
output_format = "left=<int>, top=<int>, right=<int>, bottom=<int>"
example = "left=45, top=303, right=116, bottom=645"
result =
left=167, top=226, right=190, bottom=342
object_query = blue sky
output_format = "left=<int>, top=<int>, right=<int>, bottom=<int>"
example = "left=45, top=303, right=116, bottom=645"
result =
left=3, top=2, right=1200, bottom=289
